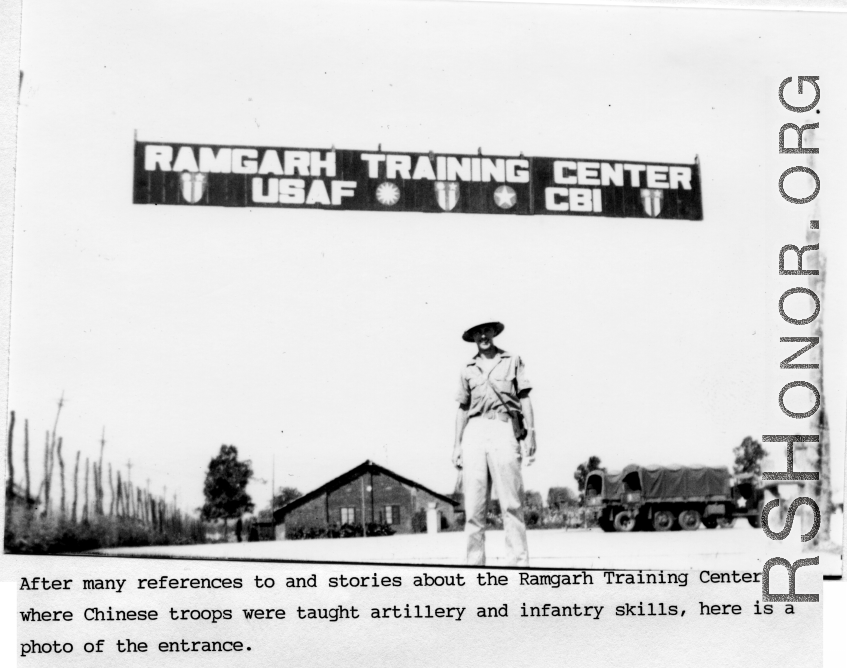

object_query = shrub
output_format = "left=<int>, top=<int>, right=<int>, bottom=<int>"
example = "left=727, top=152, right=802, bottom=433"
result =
left=525, top=509, right=541, bottom=527
left=4, top=506, right=206, bottom=554
left=366, top=522, right=396, bottom=537
left=286, top=522, right=396, bottom=540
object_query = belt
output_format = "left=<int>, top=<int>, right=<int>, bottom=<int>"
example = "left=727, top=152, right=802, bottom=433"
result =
left=472, top=411, right=510, bottom=422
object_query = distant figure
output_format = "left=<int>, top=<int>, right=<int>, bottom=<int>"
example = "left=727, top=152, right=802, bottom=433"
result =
left=235, top=517, right=243, bottom=543
left=248, top=520, right=259, bottom=542
left=453, top=320, right=536, bottom=567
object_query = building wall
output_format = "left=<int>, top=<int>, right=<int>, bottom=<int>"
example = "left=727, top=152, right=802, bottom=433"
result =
left=325, top=470, right=417, bottom=532
left=367, top=471, right=414, bottom=531
left=284, top=494, right=328, bottom=536
left=415, top=487, right=457, bottom=530
left=281, top=469, right=456, bottom=537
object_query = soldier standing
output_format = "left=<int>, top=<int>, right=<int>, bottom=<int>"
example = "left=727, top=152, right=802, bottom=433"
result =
left=453, top=321, right=536, bottom=566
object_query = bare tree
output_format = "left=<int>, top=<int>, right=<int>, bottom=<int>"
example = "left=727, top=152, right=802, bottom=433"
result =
left=57, top=437, right=65, bottom=517
left=5, top=411, right=14, bottom=524
left=116, top=471, right=123, bottom=516
left=42, top=391, right=65, bottom=517
left=83, top=457, right=90, bottom=523
left=109, top=463, right=115, bottom=516
left=97, top=428, right=105, bottom=515
left=93, top=462, right=100, bottom=517
left=51, top=391, right=64, bottom=442
left=23, top=419, right=30, bottom=504
left=42, top=431, right=51, bottom=517
left=71, top=451, right=80, bottom=523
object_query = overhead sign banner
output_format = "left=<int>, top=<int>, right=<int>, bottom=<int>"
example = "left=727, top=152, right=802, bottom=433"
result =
left=133, top=141, right=703, bottom=220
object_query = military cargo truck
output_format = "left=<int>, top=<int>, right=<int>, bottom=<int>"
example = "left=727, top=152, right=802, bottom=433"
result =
left=583, top=465, right=762, bottom=532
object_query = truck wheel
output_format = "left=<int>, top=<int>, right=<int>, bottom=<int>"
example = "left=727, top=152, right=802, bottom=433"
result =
left=652, top=510, right=675, bottom=532
left=747, top=515, right=762, bottom=529
left=599, top=518, right=615, bottom=532
left=678, top=509, right=701, bottom=531
left=635, top=513, right=652, bottom=532
left=717, top=517, right=736, bottom=529
left=702, top=517, right=718, bottom=529
left=613, top=512, right=636, bottom=532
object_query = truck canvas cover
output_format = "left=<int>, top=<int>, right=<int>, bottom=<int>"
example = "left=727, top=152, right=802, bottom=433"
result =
left=586, top=470, right=626, bottom=500
left=637, top=465, right=730, bottom=499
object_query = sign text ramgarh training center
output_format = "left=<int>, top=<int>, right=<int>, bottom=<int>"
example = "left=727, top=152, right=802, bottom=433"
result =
left=134, top=141, right=703, bottom=220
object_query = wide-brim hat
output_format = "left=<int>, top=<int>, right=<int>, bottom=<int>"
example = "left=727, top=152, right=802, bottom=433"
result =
left=462, top=321, right=505, bottom=342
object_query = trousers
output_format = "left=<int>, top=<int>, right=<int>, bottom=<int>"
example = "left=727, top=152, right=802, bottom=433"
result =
left=462, top=416, right=528, bottom=566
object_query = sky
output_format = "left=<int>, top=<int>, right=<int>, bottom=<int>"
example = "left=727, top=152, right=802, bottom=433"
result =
left=6, top=0, right=847, bottom=516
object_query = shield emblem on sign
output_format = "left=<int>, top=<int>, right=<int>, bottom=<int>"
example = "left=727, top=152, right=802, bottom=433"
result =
left=180, top=172, right=207, bottom=204
left=640, top=188, right=663, bottom=217
left=434, top=181, right=459, bottom=211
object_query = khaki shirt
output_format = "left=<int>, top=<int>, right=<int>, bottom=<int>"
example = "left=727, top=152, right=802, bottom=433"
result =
left=456, top=348, right=532, bottom=419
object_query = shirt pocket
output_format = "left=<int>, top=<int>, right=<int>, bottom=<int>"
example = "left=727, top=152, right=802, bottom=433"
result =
left=496, top=378, right=515, bottom=395
left=490, top=366, right=515, bottom=393
left=468, top=374, right=485, bottom=391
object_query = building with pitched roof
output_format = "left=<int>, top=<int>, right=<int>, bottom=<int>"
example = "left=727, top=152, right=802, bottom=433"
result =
left=272, top=460, right=460, bottom=539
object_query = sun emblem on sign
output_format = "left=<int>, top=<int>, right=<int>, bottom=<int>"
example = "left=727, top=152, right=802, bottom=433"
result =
left=493, top=185, right=516, bottom=209
left=375, top=182, right=400, bottom=206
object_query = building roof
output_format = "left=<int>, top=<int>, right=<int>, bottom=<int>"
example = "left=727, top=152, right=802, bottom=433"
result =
left=273, top=460, right=459, bottom=524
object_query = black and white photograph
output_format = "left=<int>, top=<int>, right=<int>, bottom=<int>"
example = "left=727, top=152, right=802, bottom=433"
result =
left=3, top=0, right=846, bottom=586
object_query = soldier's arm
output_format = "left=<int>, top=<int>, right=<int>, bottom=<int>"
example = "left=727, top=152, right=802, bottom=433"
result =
left=520, top=390, right=536, bottom=459
left=453, top=404, right=469, bottom=469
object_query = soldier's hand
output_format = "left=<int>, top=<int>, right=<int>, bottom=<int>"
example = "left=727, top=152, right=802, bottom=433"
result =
left=452, top=445, right=463, bottom=469
left=523, top=432, right=537, bottom=466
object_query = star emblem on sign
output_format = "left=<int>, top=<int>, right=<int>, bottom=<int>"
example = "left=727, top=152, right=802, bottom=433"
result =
left=493, top=185, right=516, bottom=209
left=375, top=182, right=400, bottom=206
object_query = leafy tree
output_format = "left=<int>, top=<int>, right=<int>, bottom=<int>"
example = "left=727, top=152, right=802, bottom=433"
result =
left=547, top=486, right=578, bottom=510
left=273, top=486, right=303, bottom=509
left=260, top=486, right=304, bottom=521
left=574, top=456, right=604, bottom=492
left=733, top=436, right=766, bottom=476
left=524, top=490, right=543, bottom=510
left=201, top=445, right=254, bottom=536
